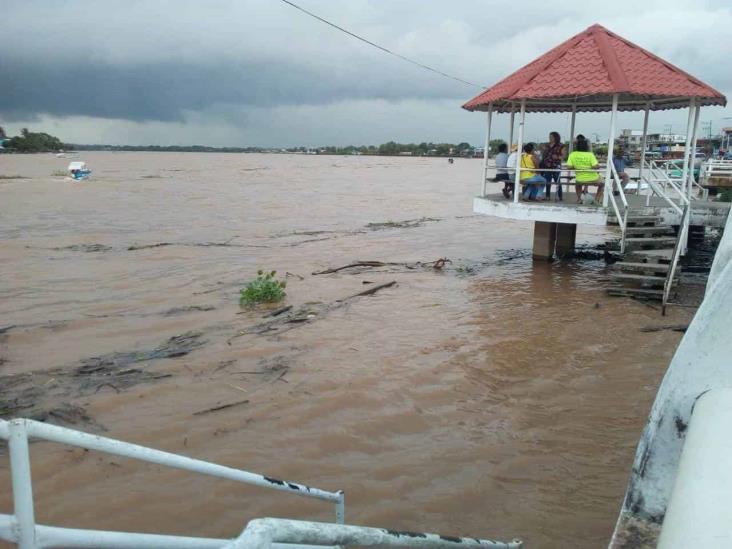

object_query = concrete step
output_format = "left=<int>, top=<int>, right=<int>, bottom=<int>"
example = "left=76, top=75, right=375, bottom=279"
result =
left=606, top=286, right=664, bottom=299
left=625, top=226, right=676, bottom=236
left=626, top=248, right=674, bottom=262
left=613, top=261, right=671, bottom=273
left=610, top=273, right=667, bottom=286
left=624, top=236, right=677, bottom=250
left=625, top=215, right=663, bottom=227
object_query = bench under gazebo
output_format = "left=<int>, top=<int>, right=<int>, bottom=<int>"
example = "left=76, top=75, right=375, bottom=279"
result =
left=463, top=23, right=727, bottom=259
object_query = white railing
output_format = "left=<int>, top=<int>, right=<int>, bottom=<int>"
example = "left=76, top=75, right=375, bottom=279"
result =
left=0, top=419, right=521, bottom=549
left=661, top=204, right=690, bottom=316
left=689, top=174, right=709, bottom=200
left=609, top=161, right=629, bottom=253
left=0, top=418, right=344, bottom=549
left=649, top=160, right=689, bottom=204
left=641, top=160, right=685, bottom=215
left=700, top=159, right=732, bottom=192
left=226, top=518, right=523, bottom=549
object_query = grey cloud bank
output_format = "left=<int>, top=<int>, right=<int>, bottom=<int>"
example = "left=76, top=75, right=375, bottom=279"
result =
left=2, top=0, right=731, bottom=146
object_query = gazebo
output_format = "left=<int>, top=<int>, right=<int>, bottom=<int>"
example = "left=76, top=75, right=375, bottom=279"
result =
left=463, top=23, right=726, bottom=259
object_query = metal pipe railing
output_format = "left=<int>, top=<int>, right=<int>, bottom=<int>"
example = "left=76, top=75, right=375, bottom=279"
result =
left=609, top=161, right=629, bottom=253
left=0, top=418, right=345, bottom=549
left=226, top=518, right=523, bottom=549
left=662, top=204, right=690, bottom=315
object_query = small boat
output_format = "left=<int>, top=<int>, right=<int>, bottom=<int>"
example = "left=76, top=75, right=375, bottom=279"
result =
left=67, top=161, right=91, bottom=181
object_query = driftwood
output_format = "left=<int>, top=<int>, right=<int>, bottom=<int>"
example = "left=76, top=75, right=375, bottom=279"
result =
left=312, top=261, right=399, bottom=275
left=193, top=399, right=249, bottom=416
left=0, top=332, right=201, bottom=425
left=340, top=281, right=397, bottom=300
left=639, top=324, right=688, bottom=333
left=313, top=258, right=451, bottom=275
left=229, top=280, right=399, bottom=343
left=264, top=305, right=293, bottom=317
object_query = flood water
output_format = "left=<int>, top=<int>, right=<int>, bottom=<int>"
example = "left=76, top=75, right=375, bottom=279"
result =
left=0, top=152, right=692, bottom=547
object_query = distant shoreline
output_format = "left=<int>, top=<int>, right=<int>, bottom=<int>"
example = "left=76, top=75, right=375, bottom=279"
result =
left=3, top=147, right=482, bottom=158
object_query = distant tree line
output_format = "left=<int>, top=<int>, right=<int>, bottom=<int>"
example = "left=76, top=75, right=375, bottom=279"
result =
left=315, top=141, right=481, bottom=156
left=69, top=144, right=266, bottom=153
left=0, top=129, right=497, bottom=157
left=0, top=128, right=64, bottom=153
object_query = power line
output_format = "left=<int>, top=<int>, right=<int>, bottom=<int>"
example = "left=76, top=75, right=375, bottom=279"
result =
left=278, top=0, right=485, bottom=89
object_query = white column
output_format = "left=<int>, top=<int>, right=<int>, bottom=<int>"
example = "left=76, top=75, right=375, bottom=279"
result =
left=688, top=104, right=701, bottom=200
left=681, top=98, right=696, bottom=196
left=508, top=105, right=515, bottom=148
left=568, top=103, right=577, bottom=154
left=603, top=94, right=619, bottom=208
left=639, top=102, right=650, bottom=188
left=567, top=104, right=577, bottom=197
left=513, top=99, right=526, bottom=203
left=481, top=104, right=493, bottom=197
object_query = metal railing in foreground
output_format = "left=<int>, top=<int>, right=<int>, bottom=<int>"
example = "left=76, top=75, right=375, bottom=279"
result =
left=225, top=518, right=523, bottom=549
left=0, top=419, right=521, bottom=549
left=662, top=204, right=690, bottom=316
left=0, top=418, right=344, bottom=549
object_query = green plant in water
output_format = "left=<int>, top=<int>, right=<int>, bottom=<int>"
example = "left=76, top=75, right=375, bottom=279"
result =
left=239, top=270, right=286, bottom=306
left=718, top=190, right=732, bottom=203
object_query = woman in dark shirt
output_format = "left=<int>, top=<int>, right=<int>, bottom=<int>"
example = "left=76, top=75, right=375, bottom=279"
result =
left=541, top=131, right=564, bottom=201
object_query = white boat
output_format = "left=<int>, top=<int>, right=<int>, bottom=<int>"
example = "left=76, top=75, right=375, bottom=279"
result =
left=67, top=161, right=91, bottom=181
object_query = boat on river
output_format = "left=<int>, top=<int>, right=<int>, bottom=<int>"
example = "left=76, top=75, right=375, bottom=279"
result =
left=67, top=161, right=91, bottom=181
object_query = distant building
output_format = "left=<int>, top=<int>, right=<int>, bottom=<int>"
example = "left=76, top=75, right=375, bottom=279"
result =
left=619, top=129, right=644, bottom=150
left=618, top=129, right=688, bottom=153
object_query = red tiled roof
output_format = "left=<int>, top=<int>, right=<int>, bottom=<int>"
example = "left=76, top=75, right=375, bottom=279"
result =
left=463, top=24, right=726, bottom=113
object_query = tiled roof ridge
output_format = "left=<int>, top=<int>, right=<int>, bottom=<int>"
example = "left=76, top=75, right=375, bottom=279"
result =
left=502, top=28, right=591, bottom=99
left=598, top=24, right=725, bottom=98
left=591, top=25, right=629, bottom=92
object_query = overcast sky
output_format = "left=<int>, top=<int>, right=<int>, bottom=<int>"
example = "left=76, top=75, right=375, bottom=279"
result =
left=2, top=0, right=731, bottom=147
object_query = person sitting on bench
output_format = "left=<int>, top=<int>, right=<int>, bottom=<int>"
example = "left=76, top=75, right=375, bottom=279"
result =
left=492, top=143, right=513, bottom=198
left=520, top=143, right=547, bottom=201
left=612, top=146, right=630, bottom=189
left=567, top=135, right=601, bottom=204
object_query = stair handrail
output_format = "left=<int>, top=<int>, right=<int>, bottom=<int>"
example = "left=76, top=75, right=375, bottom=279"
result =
left=609, top=161, right=629, bottom=253
left=641, top=161, right=684, bottom=216
left=662, top=203, right=690, bottom=315
left=649, top=160, right=689, bottom=206
left=689, top=173, right=708, bottom=200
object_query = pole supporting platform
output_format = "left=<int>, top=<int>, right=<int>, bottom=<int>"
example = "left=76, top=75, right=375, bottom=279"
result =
left=532, top=221, right=557, bottom=260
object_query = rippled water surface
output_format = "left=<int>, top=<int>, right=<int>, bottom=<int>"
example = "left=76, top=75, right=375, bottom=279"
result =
left=0, top=153, right=692, bottom=547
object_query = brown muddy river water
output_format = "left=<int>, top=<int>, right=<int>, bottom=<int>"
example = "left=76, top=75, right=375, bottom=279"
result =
left=0, top=152, right=692, bottom=548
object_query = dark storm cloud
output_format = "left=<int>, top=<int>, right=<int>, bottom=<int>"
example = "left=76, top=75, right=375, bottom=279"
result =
left=0, top=56, right=470, bottom=122
left=3, top=0, right=730, bottom=145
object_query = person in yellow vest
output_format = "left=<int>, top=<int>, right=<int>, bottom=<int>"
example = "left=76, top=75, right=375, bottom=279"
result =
left=566, top=135, right=602, bottom=204
left=520, top=143, right=547, bottom=201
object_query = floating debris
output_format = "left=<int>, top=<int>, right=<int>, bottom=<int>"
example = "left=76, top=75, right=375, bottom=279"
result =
left=161, top=305, right=216, bottom=316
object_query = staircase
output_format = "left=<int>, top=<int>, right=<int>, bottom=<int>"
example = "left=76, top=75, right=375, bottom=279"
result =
left=607, top=212, right=680, bottom=302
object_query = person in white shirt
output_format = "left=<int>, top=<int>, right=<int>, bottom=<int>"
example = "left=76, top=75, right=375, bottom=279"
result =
left=503, top=144, right=518, bottom=198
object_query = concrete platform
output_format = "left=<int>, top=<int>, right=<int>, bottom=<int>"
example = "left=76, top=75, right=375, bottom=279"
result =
left=474, top=192, right=731, bottom=228
left=473, top=193, right=608, bottom=226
